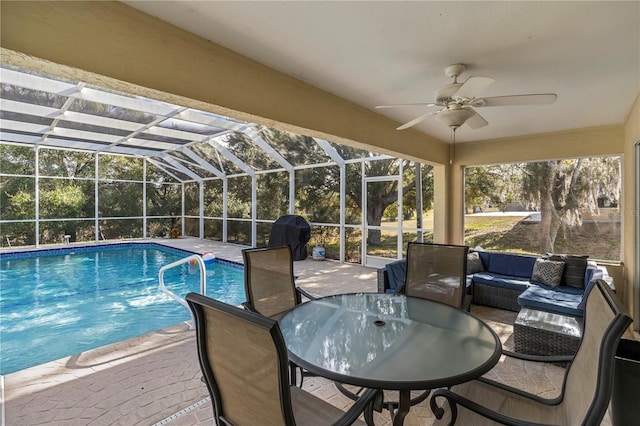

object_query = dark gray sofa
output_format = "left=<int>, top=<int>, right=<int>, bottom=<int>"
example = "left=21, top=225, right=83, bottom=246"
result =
left=471, top=250, right=604, bottom=314
left=377, top=249, right=605, bottom=315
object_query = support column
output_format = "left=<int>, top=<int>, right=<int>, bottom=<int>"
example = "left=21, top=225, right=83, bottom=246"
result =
left=432, top=164, right=447, bottom=243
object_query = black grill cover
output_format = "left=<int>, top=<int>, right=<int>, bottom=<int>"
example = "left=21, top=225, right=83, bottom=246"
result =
left=269, top=215, right=311, bottom=261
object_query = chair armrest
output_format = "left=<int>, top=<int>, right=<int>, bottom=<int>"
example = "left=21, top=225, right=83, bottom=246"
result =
left=474, top=376, right=562, bottom=405
left=295, top=286, right=317, bottom=302
left=502, top=349, right=574, bottom=364
left=429, top=347, right=572, bottom=419
left=334, top=387, right=381, bottom=426
left=430, top=387, right=554, bottom=426
left=241, top=301, right=257, bottom=313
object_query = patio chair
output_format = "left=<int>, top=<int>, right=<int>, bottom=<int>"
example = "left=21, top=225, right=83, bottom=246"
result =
left=242, top=245, right=316, bottom=386
left=339, top=242, right=471, bottom=418
left=242, top=245, right=315, bottom=320
left=429, top=279, right=632, bottom=426
left=402, top=242, right=471, bottom=311
left=185, top=292, right=379, bottom=426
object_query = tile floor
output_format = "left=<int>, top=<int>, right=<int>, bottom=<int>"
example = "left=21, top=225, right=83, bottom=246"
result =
left=0, top=238, right=611, bottom=425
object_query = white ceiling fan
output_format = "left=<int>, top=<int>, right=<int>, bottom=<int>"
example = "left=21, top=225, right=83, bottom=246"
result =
left=376, top=63, right=557, bottom=130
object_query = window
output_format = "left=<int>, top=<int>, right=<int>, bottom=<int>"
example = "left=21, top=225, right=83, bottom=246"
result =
left=464, top=156, right=621, bottom=261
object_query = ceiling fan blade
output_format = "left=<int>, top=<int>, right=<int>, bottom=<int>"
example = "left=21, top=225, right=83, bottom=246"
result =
left=375, top=102, right=437, bottom=109
left=453, top=76, right=495, bottom=100
left=396, top=110, right=438, bottom=130
left=472, top=93, right=558, bottom=107
left=465, top=110, right=489, bottom=129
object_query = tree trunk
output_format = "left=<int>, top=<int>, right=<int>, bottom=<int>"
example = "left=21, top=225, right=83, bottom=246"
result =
left=367, top=204, right=385, bottom=246
left=538, top=167, right=563, bottom=253
left=538, top=194, right=555, bottom=253
left=367, top=228, right=382, bottom=247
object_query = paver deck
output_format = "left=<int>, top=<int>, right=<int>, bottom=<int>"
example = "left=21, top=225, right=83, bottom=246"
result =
left=1, top=238, right=610, bottom=425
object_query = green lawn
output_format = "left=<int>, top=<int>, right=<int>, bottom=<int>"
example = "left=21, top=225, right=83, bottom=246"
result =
left=320, top=214, right=621, bottom=261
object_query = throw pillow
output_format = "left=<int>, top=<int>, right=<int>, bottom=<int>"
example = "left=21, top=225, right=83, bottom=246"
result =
left=548, top=254, right=589, bottom=288
left=467, top=251, right=484, bottom=274
left=531, top=258, right=565, bottom=287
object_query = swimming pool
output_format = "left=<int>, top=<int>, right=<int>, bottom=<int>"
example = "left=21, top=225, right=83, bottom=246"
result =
left=0, top=243, right=245, bottom=375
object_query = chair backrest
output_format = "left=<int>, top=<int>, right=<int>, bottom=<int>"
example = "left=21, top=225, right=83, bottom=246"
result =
left=186, top=292, right=296, bottom=426
left=403, top=242, right=469, bottom=308
left=242, top=245, right=297, bottom=319
left=560, top=279, right=632, bottom=425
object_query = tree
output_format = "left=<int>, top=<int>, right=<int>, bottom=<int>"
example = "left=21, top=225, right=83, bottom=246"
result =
left=521, top=157, right=620, bottom=253
left=307, top=146, right=433, bottom=246
left=219, top=129, right=434, bottom=247
left=1, top=113, right=436, bottom=249
left=465, top=167, right=499, bottom=213
left=0, top=145, right=36, bottom=222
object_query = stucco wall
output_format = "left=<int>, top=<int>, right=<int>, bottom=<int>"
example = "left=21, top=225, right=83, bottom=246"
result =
left=623, top=94, right=639, bottom=326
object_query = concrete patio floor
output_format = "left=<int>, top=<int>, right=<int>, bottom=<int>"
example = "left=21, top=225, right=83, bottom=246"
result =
left=1, top=238, right=610, bottom=425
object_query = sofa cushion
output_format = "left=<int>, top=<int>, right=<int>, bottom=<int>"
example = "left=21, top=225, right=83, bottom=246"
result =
left=518, top=285, right=585, bottom=317
left=467, top=251, right=485, bottom=274
left=477, top=250, right=492, bottom=270
left=584, top=261, right=604, bottom=287
left=488, top=253, right=538, bottom=278
left=385, top=259, right=407, bottom=293
left=471, top=272, right=532, bottom=291
left=548, top=254, right=588, bottom=288
left=531, top=258, right=565, bottom=287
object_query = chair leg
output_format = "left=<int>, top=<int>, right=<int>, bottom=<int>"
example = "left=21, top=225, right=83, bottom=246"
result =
left=290, top=363, right=313, bottom=387
left=364, top=390, right=384, bottom=426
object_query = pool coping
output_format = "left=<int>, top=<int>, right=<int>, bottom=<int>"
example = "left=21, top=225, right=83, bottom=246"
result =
left=2, top=321, right=206, bottom=425
left=1, top=240, right=244, bottom=267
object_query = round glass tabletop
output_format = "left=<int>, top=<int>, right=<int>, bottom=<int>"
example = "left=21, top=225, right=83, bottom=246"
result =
left=279, top=293, right=502, bottom=390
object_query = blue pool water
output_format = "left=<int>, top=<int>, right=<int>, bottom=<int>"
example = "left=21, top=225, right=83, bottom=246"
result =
left=0, top=243, right=245, bottom=375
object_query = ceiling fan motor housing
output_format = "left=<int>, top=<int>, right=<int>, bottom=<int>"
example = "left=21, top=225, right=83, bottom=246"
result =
left=435, top=83, right=463, bottom=105
left=444, top=63, right=466, bottom=79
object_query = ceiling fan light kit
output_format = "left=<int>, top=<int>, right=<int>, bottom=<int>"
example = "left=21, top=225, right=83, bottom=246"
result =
left=377, top=63, right=557, bottom=131
left=435, top=106, right=476, bottom=128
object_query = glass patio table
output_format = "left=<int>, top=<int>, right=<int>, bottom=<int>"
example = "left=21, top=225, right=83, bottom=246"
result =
left=279, top=293, right=502, bottom=426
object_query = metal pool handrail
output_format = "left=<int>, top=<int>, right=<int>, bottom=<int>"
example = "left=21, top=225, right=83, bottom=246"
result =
left=159, top=254, right=207, bottom=330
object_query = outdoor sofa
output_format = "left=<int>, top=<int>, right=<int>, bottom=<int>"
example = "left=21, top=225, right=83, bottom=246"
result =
left=469, top=250, right=605, bottom=315
left=377, top=249, right=606, bottom=316
left=378, top=249, right=608, bottom=356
